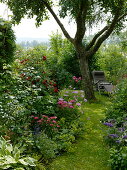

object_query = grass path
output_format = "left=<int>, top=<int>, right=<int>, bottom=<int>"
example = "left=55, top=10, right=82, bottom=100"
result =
left=47, top=95, right=111, bottom=170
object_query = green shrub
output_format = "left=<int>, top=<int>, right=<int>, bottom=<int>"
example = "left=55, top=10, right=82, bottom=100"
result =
left=97, top=45, right=127, bottom=84
left=0, top=18, right=16, bottom=71
left=35, top=132, right=57, bottom=160
left=105, top=79, right=127, bottom=120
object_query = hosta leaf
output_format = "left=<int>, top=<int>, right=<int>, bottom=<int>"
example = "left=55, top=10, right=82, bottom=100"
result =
left=22, top=157, right=36, bottom=166
left=6, top=143, right=13, bottom=153
left=13, top=146, right=20, bottom=161
left=0, top=164, right=11, bottom=169
left=19, top=158, right=29, bottom=166
left=4, top=155, right=16, bottom=164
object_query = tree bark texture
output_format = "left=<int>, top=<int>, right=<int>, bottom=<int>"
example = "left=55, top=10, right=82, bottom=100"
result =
left=76, top=47, right=96, bottom=100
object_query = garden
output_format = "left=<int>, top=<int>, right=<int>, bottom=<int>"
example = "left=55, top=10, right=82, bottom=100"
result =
left=0, top=10, right=127, bottom=170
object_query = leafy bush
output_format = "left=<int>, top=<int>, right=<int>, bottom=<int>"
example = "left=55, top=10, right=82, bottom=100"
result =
left=35, top=132, right=57, bottom=160
left=0, top=136, right=36, bottom=169
left=0, top=18, right=16, bottom=71
left=97, top=45, right=127, bottom=84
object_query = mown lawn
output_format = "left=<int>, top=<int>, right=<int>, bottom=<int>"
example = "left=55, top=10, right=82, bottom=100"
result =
left=47, top=93, right=111, bottom=170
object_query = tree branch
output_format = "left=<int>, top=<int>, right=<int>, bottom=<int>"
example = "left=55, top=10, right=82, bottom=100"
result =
left=85, top=26, right=108, bottom=51
left=89, top=10, right=121, bottom=56
left=43, top=1, right=74, bottom=44
left=117, top=12, right=127, bottom=22
left=74, top=2, right=88, bottom=43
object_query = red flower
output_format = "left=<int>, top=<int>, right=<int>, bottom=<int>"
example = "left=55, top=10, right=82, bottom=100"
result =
left=42, top=80, right=47, bottom=84
left=26, top=76, right=31, bottom=80
left=36, top=78, right=40, bottom=82
left=32, top=80, right=36, bottom=84
left=53, top=83, right=57, bottom=87
left=54, top=88, right=58, bottom=93
left=20, top=73, right=25, bottom=77
left=43, top=56, right=46, bottom=60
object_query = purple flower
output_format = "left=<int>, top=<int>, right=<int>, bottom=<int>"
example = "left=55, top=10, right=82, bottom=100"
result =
left=76, top=103, right=81, bottom=106
left=118, top=128, right=125, bottom=132
left=123, top=135, right=127, bottom=139
left=84, top=99, right=87, bottom=102
left=59, top=98, right=64, bottom=101
left=108, top=134, right=119, bottom=138
left=72, top=91, right=78, bottom=94
left=103, top=122, right=113, bottom=127
left=116, top=140, right=121, bottom=143
left=64, top=94, right=69, bottom=96
left=68, top=102, right=72, bottom=105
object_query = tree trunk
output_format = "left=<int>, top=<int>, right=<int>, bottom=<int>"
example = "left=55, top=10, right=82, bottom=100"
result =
left=78, top=51, right=96, bottom=101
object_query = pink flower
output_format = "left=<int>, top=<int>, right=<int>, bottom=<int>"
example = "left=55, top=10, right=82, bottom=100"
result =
left=52, top=120, right=57, bottom=123
left=50, top=116, right=57, bottom=119
left=34, top=117, right=39, bottom=119
left=37, top=119, right=42, bottom=123
left=70, top=100, right=76, bottom=103
left=57, top=125, right=60, bottom=128
left=42, top=115, right=48, bottom=118
left=50, top=124, right=54, bottom=126
left=69, top=105, right=74, bottom=108
left=73, top=76, right=76, bottom=80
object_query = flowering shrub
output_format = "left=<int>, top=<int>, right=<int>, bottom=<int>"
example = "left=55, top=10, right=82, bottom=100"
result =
left=103, top=79, right=127, bottom=169
left=31, top=115, right=60, bottom=137
left=0, top=44, right=86, bottom=164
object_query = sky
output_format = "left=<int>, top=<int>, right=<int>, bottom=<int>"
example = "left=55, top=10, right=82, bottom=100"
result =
left=0, top=3, right=76, bottom=40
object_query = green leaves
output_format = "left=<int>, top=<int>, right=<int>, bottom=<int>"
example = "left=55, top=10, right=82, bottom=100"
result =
left=0, top=18, right=16, bottom=72
left=0, top=136, right=37, bottom=169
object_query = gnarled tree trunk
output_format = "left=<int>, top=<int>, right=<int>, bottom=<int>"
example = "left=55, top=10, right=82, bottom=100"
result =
left=79, top=54, right=95, bottom=101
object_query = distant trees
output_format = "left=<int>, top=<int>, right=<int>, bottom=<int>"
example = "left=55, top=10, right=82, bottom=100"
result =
left=18, top=40, right=49, bottom=49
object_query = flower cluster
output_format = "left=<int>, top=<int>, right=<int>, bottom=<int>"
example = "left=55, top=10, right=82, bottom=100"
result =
left=20, top=58, right=29, bottom=64
left=103, top=118, right=127, bottom=145
left=20, top=70, right=59, bottom=94
left=57, top=98, right=82, bottom=108
left=73, top=76, right=81, bottom=83
left=103, top=122, right=114, bottom=127
left=32, top=115, right=60, bottom=128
